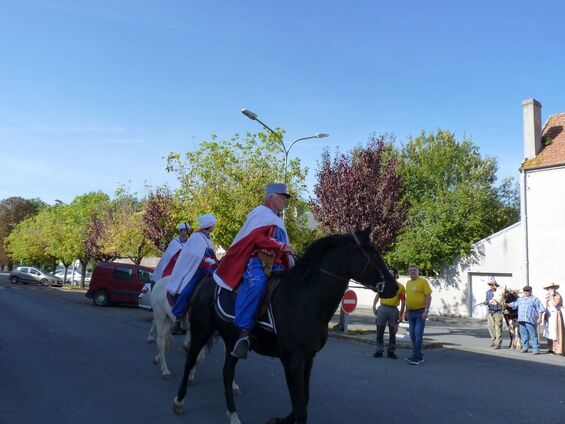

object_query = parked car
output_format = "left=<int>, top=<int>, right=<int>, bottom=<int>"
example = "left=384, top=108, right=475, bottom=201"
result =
left=9, top=266, right=64, bottom=287
left=85, top=262, right=153, bottom=306
left=138, top=282, right=152, bottom=311
left=54, top=270, right=91, bottom=285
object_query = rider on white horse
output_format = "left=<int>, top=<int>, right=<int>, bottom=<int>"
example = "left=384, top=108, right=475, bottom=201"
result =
left=152, top=222, right=191, bottom=283
left=167, top=213, right=219, bottom=334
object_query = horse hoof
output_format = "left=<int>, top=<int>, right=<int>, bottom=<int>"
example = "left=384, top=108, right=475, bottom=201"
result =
left=233, top=387, right=242, bottom=396
left=146, top=337, right=155, bottom=344
left=172, top=397, right=184, bottom=415
left=153, top=356, right=160, bottom=365
left=227, top=411, right=242, bottom=424
left=162, top=372, right=172, bottom=380
left=187, top=377, right=195, bottom=386
left=183, top=343, right=190, bottom=353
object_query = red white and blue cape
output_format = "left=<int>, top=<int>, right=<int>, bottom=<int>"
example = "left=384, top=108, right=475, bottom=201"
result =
left=213, top=205, right=292, bottom=290
left=166, top=231, right=216, bottom=295
left=152, top=237, right=184, bottom=282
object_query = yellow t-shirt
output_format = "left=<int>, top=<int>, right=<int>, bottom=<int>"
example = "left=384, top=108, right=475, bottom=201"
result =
left=405, top=277, right=432, bottom=310
left=380, top=283, right=406, bottom=307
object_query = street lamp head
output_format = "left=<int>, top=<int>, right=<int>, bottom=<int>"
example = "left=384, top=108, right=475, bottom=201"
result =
left=241, top=109, right=258, bottom=120
left=315, top=133, right=330, bottom=138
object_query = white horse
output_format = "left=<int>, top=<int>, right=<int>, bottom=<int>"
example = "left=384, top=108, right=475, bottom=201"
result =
left=147, top=276, right=241, bottom=395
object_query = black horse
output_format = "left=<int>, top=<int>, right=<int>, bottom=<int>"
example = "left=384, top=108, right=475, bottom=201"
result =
left=172, top=229, right=399, bottom=424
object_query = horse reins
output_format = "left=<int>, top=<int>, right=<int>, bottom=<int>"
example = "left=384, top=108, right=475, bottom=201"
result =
left=319, top=233, right=386, bottom=293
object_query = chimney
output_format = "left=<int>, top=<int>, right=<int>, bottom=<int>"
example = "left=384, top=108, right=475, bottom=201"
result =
left=522, top=98, right=542, bottom=160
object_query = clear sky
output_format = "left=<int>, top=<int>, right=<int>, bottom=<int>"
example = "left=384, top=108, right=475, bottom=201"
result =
left=2, top=0, right=564, bottom=204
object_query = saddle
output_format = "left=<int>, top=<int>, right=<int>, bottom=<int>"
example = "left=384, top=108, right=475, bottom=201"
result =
left=215, top=272, right=282, bottom=334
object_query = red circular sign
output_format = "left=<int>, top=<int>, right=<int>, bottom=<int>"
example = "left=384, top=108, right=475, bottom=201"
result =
left=341, top=289, right=357, bottom=313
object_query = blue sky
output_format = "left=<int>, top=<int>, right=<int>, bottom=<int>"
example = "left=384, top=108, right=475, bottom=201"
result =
left=1, top=0, right=564, bottom=204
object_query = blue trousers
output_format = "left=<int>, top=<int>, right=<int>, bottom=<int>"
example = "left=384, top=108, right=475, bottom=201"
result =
left=407, top=309, right=426, bottom=361
left=518, top=321, right=540, bottom=352
left=172, top=269, right=208, bottom=317
left=234, top=258, right=283, bottom=330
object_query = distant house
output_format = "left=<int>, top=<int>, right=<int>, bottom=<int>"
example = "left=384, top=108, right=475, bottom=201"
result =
left=430, top=99, right=565, bottom=317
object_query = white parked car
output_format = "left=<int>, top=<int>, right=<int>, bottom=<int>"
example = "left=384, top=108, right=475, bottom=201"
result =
left=54, top=270, right=91, bottom=285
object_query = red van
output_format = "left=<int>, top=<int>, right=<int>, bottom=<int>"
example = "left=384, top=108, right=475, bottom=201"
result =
left=86, top=262, right=153, bottom=306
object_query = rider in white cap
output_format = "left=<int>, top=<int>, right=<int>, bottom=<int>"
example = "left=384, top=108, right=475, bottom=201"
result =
left=152, top=222, right=191, bottom=283
left=167, top=213, right=219, bottom=333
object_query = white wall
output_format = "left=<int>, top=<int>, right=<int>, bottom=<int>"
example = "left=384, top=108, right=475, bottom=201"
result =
left=524, top=166, right=565, bottom=296
left=432, top=223, right=524, bottom=317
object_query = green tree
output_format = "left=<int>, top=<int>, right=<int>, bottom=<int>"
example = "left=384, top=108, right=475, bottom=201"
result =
left=387, top=130, right=520, bottom=275
left=103, top=195, right=158, bottom=264
left=0, top=197, right=45, bottom=270
left=166, top=131, right=315, bottom=251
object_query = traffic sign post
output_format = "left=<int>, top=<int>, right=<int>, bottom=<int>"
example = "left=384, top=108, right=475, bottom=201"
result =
left=341, top=289, right=358, bottom=332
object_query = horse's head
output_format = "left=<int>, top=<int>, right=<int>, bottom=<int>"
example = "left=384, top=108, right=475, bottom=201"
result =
left=349, top=229, right=399, bottom=299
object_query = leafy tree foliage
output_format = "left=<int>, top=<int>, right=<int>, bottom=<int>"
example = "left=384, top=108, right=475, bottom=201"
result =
left=0, top=197, right=45, bottom=270
left=166, top=131, right=314, bottom=251
left=142, top=186, right=183, bottom=253
left=387, top=130, right=520, bottom=275
left=311, top=135, right=409, bottom=252
left=103, top=195, right=158, bottom=264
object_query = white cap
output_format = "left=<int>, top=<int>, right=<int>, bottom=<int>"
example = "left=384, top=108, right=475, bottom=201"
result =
left=177, top=222, right=191, bottom=231
left=198, top=213, right=217, bottom=229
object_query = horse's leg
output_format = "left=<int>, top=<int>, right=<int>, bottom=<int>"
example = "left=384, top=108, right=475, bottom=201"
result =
left=266, top=354, right=307, bottom=424
left=154, top=316, right=173, bottom=379
left=504, top=316, right=513, bottom=349
left=146, top=319, right=156, bottom=344
left=223, top=352, right=242, bottom=424
left=173, top=327, right=214, bottom=415
left=515, top=321, right=523, bottom=351
left=303, top=357, right=314, bottom=407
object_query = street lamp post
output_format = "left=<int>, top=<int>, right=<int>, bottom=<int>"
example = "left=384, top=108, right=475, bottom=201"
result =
left=241, top=108, right=329, bottom=185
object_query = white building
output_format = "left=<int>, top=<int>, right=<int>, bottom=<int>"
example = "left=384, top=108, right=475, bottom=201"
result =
left=432, top=99, right=565, bottom=317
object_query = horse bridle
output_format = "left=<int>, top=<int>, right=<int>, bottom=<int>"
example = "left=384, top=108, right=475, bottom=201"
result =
left=319, top=232, right=387, bottom=293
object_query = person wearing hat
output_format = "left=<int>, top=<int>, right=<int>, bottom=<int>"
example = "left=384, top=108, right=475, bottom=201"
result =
left=167, top=214, right=219, bottom=334
left=542, top=283, right=564, bottom=355
left=485, top=277, right=505, bottom=349
left=214, top=183, right=295, bottom=359
left=507, top=285, right=546, bottom=354
left=152, top=222, right=192, bottom=283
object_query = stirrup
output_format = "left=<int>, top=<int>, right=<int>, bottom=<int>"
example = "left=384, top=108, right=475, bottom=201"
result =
left=231, top=333, right=251, bottom=359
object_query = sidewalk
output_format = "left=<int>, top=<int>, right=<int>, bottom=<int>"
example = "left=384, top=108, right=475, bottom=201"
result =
left=328, top=307, right=557, bottom=358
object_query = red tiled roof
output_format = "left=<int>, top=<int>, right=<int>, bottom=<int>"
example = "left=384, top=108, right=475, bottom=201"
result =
left=522, top=113, right=565, bottom=169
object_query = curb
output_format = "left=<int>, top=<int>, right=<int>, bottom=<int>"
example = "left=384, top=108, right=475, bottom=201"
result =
left=327, top=330, right=444, bottom=350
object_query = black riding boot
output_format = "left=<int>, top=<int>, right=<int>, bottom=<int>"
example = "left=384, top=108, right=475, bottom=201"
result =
left=171, top=319, right=185, bottom=335
left=231, top=329, right=252, bottom=359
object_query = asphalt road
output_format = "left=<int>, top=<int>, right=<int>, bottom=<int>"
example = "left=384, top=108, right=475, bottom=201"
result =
left=1, top=274, right=564, bottom=424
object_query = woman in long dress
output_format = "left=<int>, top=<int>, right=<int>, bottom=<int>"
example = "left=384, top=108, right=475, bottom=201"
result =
left=543, top=283, right=565, bottom=356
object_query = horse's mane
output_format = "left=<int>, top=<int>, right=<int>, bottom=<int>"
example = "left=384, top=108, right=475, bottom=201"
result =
left=279, top=233, right=355, bottom=285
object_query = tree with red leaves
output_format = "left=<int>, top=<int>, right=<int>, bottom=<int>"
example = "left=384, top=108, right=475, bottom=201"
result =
left=142, top=187, right=180, bottom=253
left=312, top=135, right=409, bottom=252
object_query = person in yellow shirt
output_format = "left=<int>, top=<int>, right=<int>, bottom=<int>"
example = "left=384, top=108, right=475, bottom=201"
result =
left=372, top=268, right=405, bottom=359
left=403, top=264, right=432, bottom=365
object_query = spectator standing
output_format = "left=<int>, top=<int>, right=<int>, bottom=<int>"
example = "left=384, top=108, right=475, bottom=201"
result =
left=542, top=283, right=565, bottom=356
left=507, top=285, right=546, bottom=354
left=485, top=277, right=505, bottom=349
left=372, top=268, right=405, bottom=359
left=403, top=264, right=432, bottom=365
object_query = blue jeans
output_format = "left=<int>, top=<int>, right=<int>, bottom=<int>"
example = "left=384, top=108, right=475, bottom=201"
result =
left=407, top=309, right=426, bottom=361
left=518, top=321, right=540, bottom=352
left=234, top=258, right=283, bottom=330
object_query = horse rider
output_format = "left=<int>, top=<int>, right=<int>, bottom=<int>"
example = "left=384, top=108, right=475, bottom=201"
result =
left=213, top=183, right=295, bottom=359
left=152, top=222, right=192, bottom=284
left=166, top=214, right=218, bottom=335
